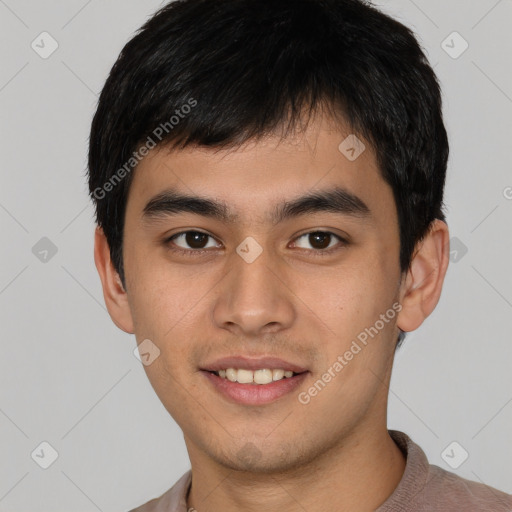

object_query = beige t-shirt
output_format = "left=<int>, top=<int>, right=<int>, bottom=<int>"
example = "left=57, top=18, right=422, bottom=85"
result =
left=128, top=430, right=512, bottom=511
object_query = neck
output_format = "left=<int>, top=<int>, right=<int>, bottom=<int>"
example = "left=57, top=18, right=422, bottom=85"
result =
left=185, top=427, right=406, bottom=512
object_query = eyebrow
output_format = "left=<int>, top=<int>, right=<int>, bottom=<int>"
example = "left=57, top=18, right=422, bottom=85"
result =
left=141, top=186, right=371, bottom=225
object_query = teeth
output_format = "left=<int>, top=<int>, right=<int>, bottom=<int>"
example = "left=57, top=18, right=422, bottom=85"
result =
left=254, top=369, right=273, bottom=384
left=237, top=369, right=255, bottom=384
left=272, top=369, right=285, bottom=381
left=226, top=368, right=237, bottom=382
left=215, top=368, right=298, bottom=384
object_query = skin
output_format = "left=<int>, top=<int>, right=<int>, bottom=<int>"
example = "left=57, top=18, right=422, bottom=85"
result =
left=94, top=112, right=450, bottom=512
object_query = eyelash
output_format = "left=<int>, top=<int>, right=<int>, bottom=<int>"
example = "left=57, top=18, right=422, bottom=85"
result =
left=164, top=230, right=348, bottom=257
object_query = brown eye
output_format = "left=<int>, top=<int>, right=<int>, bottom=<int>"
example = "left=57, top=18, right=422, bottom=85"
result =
left=309, top=232, right=332, bottom=249
left=169, top=231, right=220, bottom=251
left=292, top=231, right=348, bottom=255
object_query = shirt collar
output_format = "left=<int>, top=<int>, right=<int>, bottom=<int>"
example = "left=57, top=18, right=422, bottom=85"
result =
left=375, top=429, right=431, bottom=511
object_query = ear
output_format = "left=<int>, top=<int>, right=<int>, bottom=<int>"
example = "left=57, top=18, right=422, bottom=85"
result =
left=396, top=219, right=450, bottom=333
left=93, top=226, right=135, bottom=334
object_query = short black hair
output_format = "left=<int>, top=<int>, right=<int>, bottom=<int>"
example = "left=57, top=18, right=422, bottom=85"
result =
left=88, top=0, right=449, bottom=347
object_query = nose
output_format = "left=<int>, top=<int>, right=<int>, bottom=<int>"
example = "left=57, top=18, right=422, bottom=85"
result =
left=212, top=244, right=296, bottom=337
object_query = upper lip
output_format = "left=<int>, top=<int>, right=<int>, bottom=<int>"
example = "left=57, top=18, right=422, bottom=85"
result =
left=201, top=356, right=308, bottom=373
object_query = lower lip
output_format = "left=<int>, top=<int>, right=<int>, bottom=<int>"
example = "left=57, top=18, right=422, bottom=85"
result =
left=201, top=370, right=309, bottom=405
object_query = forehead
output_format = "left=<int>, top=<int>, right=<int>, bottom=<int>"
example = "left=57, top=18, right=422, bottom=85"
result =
left=126, top=114, right=393, bottom=225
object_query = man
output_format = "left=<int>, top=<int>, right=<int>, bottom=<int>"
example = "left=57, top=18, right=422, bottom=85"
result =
left=88, top=0, right=512, bottom=510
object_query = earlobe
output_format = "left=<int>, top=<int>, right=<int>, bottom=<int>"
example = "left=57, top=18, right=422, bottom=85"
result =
left=396, top=219, right=450, bottom=333
left=93, top=226, right=135, bottom=334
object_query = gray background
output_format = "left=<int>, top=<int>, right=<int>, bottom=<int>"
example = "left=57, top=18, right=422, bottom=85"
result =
left=0, top=0, right=511, bottom=510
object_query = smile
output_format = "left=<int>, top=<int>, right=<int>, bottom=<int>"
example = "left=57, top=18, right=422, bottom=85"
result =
left=201, top=369, right=309, bottom=405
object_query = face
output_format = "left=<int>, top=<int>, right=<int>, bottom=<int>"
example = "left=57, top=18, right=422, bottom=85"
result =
left=120, top=114, right=406, bottom=473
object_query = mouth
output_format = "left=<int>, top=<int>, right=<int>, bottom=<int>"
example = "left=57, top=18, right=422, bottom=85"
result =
left=200, top=355, right=310, bottom=404
left=200, top=369, right=310, bottom=406
left=205, top=368, right=306, bottom=385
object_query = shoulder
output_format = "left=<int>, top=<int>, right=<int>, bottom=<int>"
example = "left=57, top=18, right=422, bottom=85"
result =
left=126, top=470, right=192, bottom=512
left=380, top=431, right=512, bottom=512
left=422, top=464, right=512, bottom=511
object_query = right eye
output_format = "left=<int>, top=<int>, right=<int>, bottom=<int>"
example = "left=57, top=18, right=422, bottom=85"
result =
left=165, top=230, right=222, bottom=254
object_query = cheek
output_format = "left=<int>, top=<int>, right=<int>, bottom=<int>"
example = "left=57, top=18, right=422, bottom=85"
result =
left=141, top=355, right=200, bottom=431
left=301, top=261, right=382, bottom=328
left=125, top=242, right=195, bottom=332
left=304, top=258, right=398, bottom=372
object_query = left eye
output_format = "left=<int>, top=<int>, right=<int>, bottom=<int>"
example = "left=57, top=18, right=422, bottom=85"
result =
left=292, top=231, right=344, bottom=251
